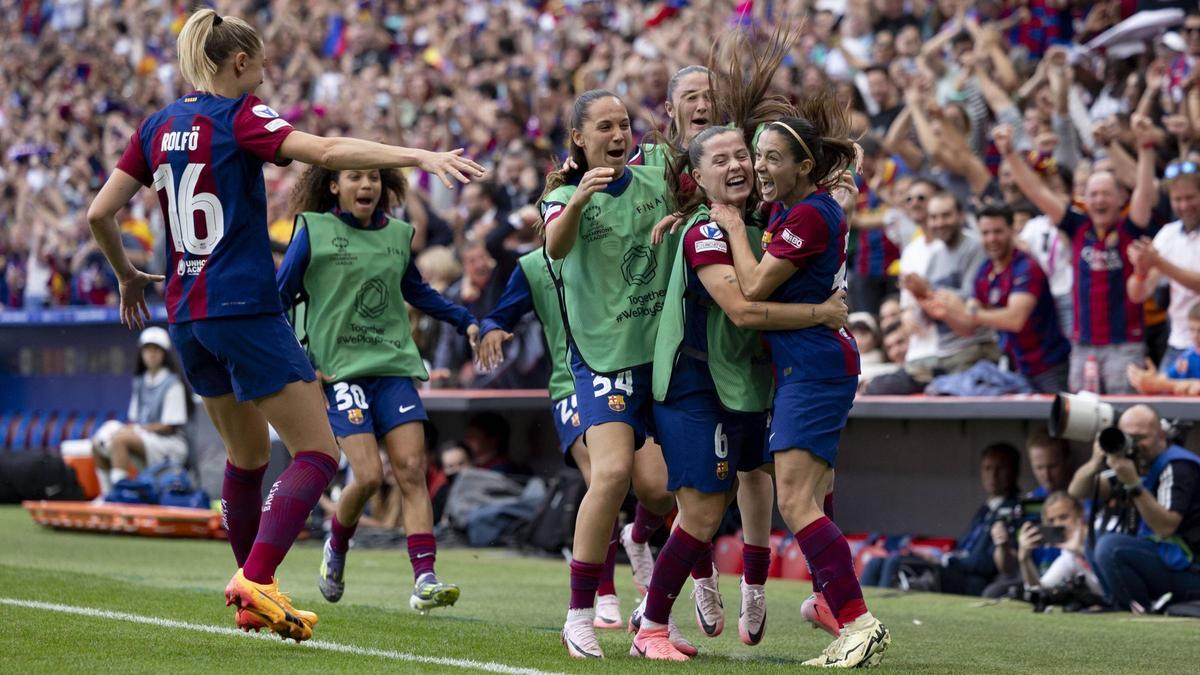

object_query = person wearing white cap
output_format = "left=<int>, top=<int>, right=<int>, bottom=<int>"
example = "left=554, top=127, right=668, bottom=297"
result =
left=91, top=326, right=191, bottom=492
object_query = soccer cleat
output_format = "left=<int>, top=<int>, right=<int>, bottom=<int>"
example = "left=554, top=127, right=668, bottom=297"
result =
left=630, top=625, right=690, bottom=661
left=691, top=564, right=725, bottom=637
left=621, top=523, right=655, bottom=595
left=628, top=597, right=698, bottom=657
left=318, top=538, right=346, bottom=603
left=562, top=611, right=604, bottom=659
left=594, top=594, right=623, bottom=629
left=224, top=569, right=317, bottom=642
left=409, top=572, right=460, bottom=613
left=802, top=613, right=891, bottom=669
left=802, top=592, right=841, bottom=637
left=738, top=578, right=767, bottom=646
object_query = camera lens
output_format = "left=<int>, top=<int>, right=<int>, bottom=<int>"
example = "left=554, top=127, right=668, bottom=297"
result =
left=1098, top=427, right=1129, bottom=455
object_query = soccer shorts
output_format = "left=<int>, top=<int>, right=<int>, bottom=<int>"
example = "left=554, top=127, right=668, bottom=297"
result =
left=324, top=376, right=428, bottom=439
left=569, top=349, right=655, bottom=449
left=653, top=391, right=768, bottom=494
left=170, top=313, right=315, bottom=402
left=767, top=376, right=857, bottom=467
left=552, top=395, right=584, bottom=455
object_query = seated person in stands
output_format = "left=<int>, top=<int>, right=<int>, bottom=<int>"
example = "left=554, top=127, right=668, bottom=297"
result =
left=861, top=443, right=1021, bottom=595
left=1015, top=492, right=1104, bottom=600
left=1126, top=302, right=1200, bottom=395
left=431, top=441, right=473, bottom=524
left=463, top=412, right=527, bottom=476
left=91, top=327, right=191, bottom=493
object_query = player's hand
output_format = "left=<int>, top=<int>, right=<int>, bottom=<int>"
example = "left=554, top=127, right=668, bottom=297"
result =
left=651, top=212, right=684, bottom=245
left=466, top=323, right=480, bottom=352
left=117, top=268, right=165, bottom=330
left=314, top=370, right=338, bottom=409
left=477, top=329, right=513, bottom=372
left=562, top=155, right=579, bottom=172
left=817, top=289, right=850, bottom=330
left=419, top=148, right=486, bottom=189
left=709, top=203, right=745, bottom=232
left=572, top=167, right=615, bottom=202
left=831, top=169, right=859, bottom=214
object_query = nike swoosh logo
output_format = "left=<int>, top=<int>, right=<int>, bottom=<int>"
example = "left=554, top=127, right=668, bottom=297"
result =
left=566, top=636, right=602, bottom=658
left=415, top=552, right=434, bottom=558
left=740, top=607, right=767, bottom=643
left=399, top=405, right=417, bottom=413
left=696, top=605, right=720, bottom=635
left=769, top=433, right=775, bottom=442
left=633, top=642, right=648, bottom=657
left=666, top=593, right=677, bottom=600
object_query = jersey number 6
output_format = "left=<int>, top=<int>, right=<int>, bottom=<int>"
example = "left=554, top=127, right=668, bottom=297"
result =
left=152, top=163, right=226, bottom=255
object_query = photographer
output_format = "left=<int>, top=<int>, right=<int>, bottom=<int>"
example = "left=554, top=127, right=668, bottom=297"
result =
left=1070, top=405, right=1200, bottom=611
left=1015, top=492, right=1103, bottom=598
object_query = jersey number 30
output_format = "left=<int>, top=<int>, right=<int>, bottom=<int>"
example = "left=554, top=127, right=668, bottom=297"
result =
left=152, top=163, right=225, bottom=255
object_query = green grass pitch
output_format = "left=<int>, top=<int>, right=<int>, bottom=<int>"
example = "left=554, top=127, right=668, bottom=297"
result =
left=0, top=506, right=1196, bottom=673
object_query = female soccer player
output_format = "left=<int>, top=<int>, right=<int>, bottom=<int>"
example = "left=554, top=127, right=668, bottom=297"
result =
left=712, top=93, right=891, bottom=668
left=631, top=126, right=849, bottom=660
left=86, top=9, right=482, bottom=642
left=540, top=89, right=685, bottom=659
left=277, top=166, right=478, bottom=612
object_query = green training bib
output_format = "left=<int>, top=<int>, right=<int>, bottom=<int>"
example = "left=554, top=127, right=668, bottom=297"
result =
left=517, top=250, right=574, bottom=402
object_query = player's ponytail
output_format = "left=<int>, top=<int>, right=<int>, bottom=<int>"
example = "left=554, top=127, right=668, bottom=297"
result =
left=177, top=9, right=262, bottom=92
left=708, top=23, right=800, bottom=153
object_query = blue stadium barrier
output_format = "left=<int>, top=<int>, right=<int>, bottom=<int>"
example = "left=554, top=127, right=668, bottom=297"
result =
left=27, top=412, right=49, bottom=450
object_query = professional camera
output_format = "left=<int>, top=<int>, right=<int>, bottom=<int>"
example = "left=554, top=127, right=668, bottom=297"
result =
left=1049, top=393, right=1117, bottom=443
left=1021, top=575, right=1107, bottom=613
left=992, top=498, right=1045, bottom=536
left=1098, top=427, right=1137, bottom=459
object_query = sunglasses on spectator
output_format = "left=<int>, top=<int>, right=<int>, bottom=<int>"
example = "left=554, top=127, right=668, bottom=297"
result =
left=1165, top=161, right=1199, bottom=180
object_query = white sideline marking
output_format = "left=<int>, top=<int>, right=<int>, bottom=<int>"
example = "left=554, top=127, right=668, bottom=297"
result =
left=0, top=598, right=562, bottom=675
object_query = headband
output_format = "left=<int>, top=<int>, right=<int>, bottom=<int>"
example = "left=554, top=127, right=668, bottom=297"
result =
left=212, top=14, right=224, bottom=26
left=770, top=121, right=815, bottom=163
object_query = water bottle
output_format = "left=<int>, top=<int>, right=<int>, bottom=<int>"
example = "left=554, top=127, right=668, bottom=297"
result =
left=1082, top=355, right=1101, bottom=394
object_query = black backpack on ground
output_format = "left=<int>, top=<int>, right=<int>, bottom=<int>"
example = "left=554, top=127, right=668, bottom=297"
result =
left=0, top=452, right=85, bottom=503
left=519, top=466, right=586, bottom=554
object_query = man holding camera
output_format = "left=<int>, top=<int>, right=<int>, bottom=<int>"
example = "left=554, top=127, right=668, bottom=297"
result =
left=1068, top=404, right=1200, bottom=611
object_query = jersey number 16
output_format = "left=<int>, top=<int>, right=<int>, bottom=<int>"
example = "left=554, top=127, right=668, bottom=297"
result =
left=152, top=163, right=225, bottom=255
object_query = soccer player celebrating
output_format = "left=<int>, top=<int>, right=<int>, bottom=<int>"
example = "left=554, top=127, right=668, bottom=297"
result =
left=476, top=249, right=636, bottom=630
left=540, top=90, right=680, bottom=659
left=631, top=126, right=849, bottom=660
left=277, top=166, right=477, bottom=612
left=86, top=9, right=482, bottom=641
left=712, top=93, right=892, bottom=668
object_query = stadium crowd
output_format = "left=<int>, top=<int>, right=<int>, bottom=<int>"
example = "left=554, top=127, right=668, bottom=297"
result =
left=5, top=0, right=1200, bottom=396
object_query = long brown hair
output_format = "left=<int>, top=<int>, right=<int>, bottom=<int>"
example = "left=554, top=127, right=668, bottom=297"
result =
left=289, top=167, right=407, bottom=216
left=538, top=89, right=623, bottom=205
left=766, top=90, right=856, bottom=191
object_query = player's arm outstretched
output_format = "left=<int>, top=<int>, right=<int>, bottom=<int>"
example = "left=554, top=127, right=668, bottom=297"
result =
left=400, top=258, right=481, bottom=353
left=278, top=133, right=485, bottom=189
left=86, top=170, right=165, bottom=330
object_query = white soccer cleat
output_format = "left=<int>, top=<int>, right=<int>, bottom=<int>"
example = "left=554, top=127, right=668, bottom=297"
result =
left=802, top=612, right=890, bottom=668
left=593, top=594, right=623, bottom=629
left=562, top=609, right=604, bottom=659
left=691, top=564, right=725, bottom=637
left=738, top=578, right=767, bottom=646
left=621, top=523, right=655, bottom=595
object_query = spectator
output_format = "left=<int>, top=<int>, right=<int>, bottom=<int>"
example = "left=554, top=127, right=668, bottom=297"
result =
left=849, top=135, right=905, bottom=314
left=865, top=65, right=904, bottom=137
left=1013, top=196, right=1074, bottom=340
left=463, top=412, right=526, bottom=477
left=903, top=192, right=998, bottom=377
left=862, top=442, right=1021, bottom=596
left=1015, top=492, right=1104, bottom=600
left=432, top=241, right=496, bottom=387
left=994, top=117, right=1157, bottom=394
left=1084, top=405, right=1200, bottom=611
left=1127, top=302, right=1200, bottom=395
left=431, top=441, right=473, bottom=524
left=90, top=327, right=191, bottom=494
left=928, top=203, right=1070, bottom=393
left=1126, top=158, right=1200, bottom=370
left=1026, top=428, right=1073, bottom=498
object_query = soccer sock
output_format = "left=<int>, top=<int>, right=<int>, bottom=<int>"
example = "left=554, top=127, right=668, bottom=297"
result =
left=689, top=540, right=714, bottom=580
left=644, top=527, right=708, bottom=625
left=242, top=451, right=337, bottom=584
left=221, top=461, right=268, bottom=568
left=598, top=519, right=620, bottom=596
left=109, top=467, right=128, bottom=485
left=569, top=559, right=604, bottom=610
left=329, top=514, right=357, bottom=555
left=631, top=503, right=664, bottom=544
left=797, top=516, right=867, bottom=627
left=742, top=543, right=771, bottom=586
left=408, top=532, right=437, bottom=581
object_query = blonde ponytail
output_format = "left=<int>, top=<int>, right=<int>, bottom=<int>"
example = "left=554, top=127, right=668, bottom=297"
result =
left=177, top=9, right=262, bottom=93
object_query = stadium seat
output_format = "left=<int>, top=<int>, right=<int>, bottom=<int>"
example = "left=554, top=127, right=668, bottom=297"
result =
left=854, top=544, right=889, bottom=579
left=714, top=533, right=744, bottom=576
left=28, top=412, right=51, bottom=450
left=45, top=412, right=74, bottom=448
left=11, top=412, right=33, bottom=451
left=0, top=412, right=13, bottom=449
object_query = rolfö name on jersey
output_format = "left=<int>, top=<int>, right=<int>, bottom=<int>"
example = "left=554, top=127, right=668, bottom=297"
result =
left=161, top=126, right=202, bottom=153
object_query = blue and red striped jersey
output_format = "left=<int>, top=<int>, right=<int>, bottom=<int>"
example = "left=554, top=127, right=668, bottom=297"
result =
left=974, top=249, right=1070, bottom=377
left=761, top=192, right=860, bottom=382
left=852, top=175, right=899, bottom=278
left=117, top=92, right=294, bottom=323
left=1057, top=209, right=1144, bottom=346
